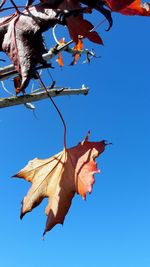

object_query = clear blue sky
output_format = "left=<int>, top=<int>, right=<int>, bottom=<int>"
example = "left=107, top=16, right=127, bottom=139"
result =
left=0, top=3, right=150, bottom=267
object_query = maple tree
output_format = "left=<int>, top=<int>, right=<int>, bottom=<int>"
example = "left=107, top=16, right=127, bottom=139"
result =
left=0, top=0, right=150, bottom=236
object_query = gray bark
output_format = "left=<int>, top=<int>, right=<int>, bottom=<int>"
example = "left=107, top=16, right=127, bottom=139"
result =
left=0, top=86, right=89, bottom=108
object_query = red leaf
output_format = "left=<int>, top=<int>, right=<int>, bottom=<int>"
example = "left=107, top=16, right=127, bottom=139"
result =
left=106, top=0, right=150, bottom=16
left=66, top=16, right=103, bottom=44
left=59, top=0, right=103, bottom=44
left=120, top=0, right=150, bottom=16
left=106, top=0, right=135, bottom=10
left=14, top=133, right=106, bottom=236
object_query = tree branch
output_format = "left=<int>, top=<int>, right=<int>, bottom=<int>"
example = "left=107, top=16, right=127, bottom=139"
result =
left=0, top=40, right=90, bottom=109
left=0, top=86, right=89, bottom=108
left=0, top=40, right=95, bottom=81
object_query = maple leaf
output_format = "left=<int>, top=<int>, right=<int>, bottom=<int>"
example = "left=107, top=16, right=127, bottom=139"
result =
left=39, top=0, right=112, bottom=29
left=14, top=133, right=106, bottom=236
left=58, top=0, right=104, bottom=44
left=66, top=15, right=103, bottom=44
left=81, top=0, right=113, bottom=30
left=120, top=0, right=150, bottom=16
left=0, top=5, right=64, bottom=93
left=105, top=0, right=135, bottom=11
left=105, top=0, right=150, bottom=16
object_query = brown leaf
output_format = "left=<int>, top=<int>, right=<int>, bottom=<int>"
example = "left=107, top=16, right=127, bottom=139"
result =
left=14, top=133, right=106, bottom=236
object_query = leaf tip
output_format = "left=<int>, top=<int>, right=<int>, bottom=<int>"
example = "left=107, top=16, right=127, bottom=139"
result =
left=42, top=231, right=46, bottom=239
left=104, top=141, right=113, bottom=146
left=20, top=206, right=25, bottom=220
left=20, top=213, right=24, bottom=220
left=83, top=130, right=90, bottom=143
left=82, top=195, right=86, bottom=201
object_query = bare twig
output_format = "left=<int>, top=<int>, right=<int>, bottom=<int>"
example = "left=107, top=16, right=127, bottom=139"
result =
left=0, top=86, right=89, bottom=108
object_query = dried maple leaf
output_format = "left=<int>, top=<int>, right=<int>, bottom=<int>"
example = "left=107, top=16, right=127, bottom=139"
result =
left=105, top=0, right=135, bottom=10
left=14, top=133, right=106, bottom=236
left=120, top=0, right=150, bottom=16
left=105, top=0, right=150, bottom=16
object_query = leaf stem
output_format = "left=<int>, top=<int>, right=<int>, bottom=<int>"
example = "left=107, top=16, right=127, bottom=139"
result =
left=90, top=18, right=106, bottom=32
left=36, top=72, right=67, bottom=149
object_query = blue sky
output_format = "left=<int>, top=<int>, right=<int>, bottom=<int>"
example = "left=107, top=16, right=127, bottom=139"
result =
left=0, top=3, right=150, bottom=267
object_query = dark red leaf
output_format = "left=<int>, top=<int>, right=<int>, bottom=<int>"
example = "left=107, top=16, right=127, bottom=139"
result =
left=66, top=16, right=103, bottom=44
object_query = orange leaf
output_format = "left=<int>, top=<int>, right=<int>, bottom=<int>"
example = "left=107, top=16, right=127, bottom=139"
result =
left=106, top=0, right=135, bottom=10
left=120, top=0, right=150, bottom=16
left=14, top=133, right=106, bottom=236
left=57, top=52, right=64, bottom=67
left=106, top=0, right=150, bottom=16
left=74, top=37, right=84, bottom=51
left=71, top=38, right=84, bottom=65
left=56, top=38, right=65, bottom=67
